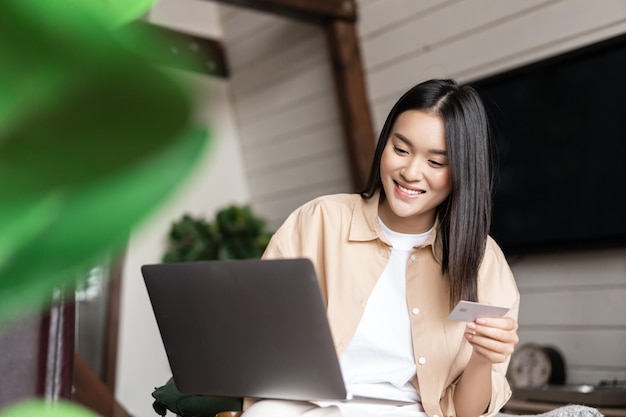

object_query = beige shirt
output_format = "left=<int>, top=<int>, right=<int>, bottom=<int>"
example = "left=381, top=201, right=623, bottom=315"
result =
left=262, top=192, right=520, bottom=417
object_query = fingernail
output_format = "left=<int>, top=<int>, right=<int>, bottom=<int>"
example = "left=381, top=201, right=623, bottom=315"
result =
left=476, top=318, right=486, bottom=325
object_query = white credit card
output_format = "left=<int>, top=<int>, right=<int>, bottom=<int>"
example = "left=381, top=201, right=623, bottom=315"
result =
left=447, top=300, right=509, bottom=322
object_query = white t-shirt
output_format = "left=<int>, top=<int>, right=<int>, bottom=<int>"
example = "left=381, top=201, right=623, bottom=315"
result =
left=321, top=219, right=431, bottom=417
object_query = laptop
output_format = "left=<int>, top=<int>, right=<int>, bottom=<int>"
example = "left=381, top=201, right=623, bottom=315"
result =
left=142, top=258, right=348, bottom=402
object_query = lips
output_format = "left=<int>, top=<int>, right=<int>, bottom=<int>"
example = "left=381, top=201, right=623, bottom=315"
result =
left=396, top=181, right=425, bottom=196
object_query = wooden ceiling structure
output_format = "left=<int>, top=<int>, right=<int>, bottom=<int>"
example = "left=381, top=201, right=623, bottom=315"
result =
left=207, top=0, right=376, bottom=191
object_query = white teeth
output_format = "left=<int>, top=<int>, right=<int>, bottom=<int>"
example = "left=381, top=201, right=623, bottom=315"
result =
left=398, top=184, right=423, bottom=195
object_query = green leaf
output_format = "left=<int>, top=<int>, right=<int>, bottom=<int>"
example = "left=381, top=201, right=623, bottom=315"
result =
left=0, top=0, right=192, bottom=200
left=0, top=399, right=99, bottom=417
left=0, top=0, right=210, bottom=323
left=0, top=126, right=209, bottom=323
left=162, top=206, right=272, bottom=263
left=66, top=0, right=157, bottom=28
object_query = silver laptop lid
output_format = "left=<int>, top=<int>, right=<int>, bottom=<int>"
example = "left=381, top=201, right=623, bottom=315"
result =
left=142, top=258, right=347, bottom=401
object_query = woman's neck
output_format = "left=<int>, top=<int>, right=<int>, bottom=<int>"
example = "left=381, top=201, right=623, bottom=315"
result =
left=377, top=199, right=436, bottom=234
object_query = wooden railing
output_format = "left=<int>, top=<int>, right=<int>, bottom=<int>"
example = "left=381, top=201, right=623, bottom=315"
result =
left=72, top=354, right=132, bottom=417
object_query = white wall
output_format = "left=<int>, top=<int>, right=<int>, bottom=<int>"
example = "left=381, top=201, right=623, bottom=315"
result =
left=218, top=5, right=353, bottom=231
left=115, top=1, right=250, bottom=416
left=510, top=248, right=626, bottom=384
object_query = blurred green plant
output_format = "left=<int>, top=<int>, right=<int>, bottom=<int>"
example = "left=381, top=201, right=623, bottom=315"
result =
left=0, top=400, right=100, bottom=417
left=162, top=205, right=272, bottom=263
left=0, top=0, right=209, bottom=324
left=0, top=0, right=216, bottom=415
left=66, top=0, right=155, bottom=29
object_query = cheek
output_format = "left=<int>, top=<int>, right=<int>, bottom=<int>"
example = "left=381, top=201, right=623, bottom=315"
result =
left=379, top=146, right=395, bottom=175
left=432, top=170, right=452, bottom=193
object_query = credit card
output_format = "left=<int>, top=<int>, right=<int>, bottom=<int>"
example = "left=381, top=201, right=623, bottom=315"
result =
left=447, top=300, right=509, bottom=322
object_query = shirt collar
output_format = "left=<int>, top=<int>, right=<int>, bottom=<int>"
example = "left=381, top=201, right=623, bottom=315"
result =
left=349, top=191, right=443, bottom=264
left=348, top=191, right=382, bottom=242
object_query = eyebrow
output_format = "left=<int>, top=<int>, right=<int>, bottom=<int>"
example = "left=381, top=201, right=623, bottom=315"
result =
left=393, top=133, right=448, bottom=156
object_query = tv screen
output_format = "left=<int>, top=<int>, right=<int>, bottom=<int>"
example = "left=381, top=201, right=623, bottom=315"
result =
left=471, top=34, right=626, bottom=255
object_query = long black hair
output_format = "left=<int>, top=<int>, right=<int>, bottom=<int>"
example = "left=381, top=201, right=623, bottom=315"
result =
left=360, top=79, right=492, bottom=308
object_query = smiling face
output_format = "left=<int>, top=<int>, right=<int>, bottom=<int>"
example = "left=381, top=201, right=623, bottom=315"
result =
left=378, top=110, right=452, bottom=234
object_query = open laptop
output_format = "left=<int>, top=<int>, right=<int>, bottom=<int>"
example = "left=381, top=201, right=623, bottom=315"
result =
left=142, top=258, right=349, bottom=402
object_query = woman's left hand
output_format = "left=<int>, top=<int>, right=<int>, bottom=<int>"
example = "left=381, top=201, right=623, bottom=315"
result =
left=465, top=317, right=519, bottom=364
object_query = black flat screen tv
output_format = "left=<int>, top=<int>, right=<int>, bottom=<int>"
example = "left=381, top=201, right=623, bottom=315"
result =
left=470, top=33, right=626, bottom=255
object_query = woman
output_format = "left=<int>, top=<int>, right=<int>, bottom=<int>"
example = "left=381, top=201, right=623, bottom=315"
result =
left=243, top=79, right=519, bottom=417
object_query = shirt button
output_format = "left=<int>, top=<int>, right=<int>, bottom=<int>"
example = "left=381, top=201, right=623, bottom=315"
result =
left=412, top=307, right=420, bottom=315
left=410, top=254, right=416, bottom=262
left=418, top=357, right=427, bottom=365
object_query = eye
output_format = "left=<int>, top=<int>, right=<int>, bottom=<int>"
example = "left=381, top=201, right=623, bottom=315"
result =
left=429, top=159, right=448, bottom=168
left=393, top=146, right=409, bottom=155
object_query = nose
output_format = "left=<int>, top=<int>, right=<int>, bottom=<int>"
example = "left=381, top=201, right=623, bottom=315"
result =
left=401, top=157, right=424, bottom=182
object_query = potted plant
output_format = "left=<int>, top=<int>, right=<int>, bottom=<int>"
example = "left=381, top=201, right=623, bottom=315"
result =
left=162, top=205, right=271, bottom=263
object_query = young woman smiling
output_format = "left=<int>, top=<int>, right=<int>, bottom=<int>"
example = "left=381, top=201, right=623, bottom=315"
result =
left=242, top=79, right=519, bottom=417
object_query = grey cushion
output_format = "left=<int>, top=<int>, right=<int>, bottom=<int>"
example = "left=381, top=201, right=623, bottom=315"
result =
left=497, top=404, right=603, bottom=417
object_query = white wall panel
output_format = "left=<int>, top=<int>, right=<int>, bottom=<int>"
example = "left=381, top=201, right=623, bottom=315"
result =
left=511, top=249, right=626, bottom=288
left=366, top=0, right=626, bottom=104
left=230, top=34, right=327, bottom=96
left=219, top=7, right=352, bottom=233
left=218, top=3, right=239, bottom=23
left=244, top=124, right=344, bottom=173
left=238, top=93, right=338, bottom=146
left=149, top=0, right=223, bottom=37
left=228, top=17, right=319, bottom=70
left=361, top=0, right=553, bottom=71
left=235, top=62, right=333, bottom=121
left=219, top=7, right=277, bottom=43
left=357, top=0, right=454, bottom=39
left=248, top=152, right=350, bottom=191
left=518, top=287, right=626, bottom=327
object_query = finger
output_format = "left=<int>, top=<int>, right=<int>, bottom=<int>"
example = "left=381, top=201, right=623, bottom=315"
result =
left=467, top=338, right=511, bottom=363
left=468, top=319, right=519, bottom=344
left=468, top=324, right=519, bottom=345
left=475, top=317, right=519, bottom=331
left=465, top=331, right=516, bottom=360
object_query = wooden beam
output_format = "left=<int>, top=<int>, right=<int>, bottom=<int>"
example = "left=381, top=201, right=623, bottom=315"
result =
left=208, top=0, right=356, bottom=24
left=73, top=354, right=132, bottom=417
left=325, top=19, right=376, bottom=191
left=121, top=21, right=229, bottom=78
